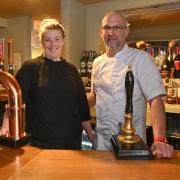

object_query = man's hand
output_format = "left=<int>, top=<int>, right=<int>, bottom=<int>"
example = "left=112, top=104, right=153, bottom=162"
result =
left=151, top=142, right=174, bottom=159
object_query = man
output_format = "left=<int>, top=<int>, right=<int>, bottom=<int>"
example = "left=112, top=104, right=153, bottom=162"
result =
left=88, top=10, right=174, bottom=158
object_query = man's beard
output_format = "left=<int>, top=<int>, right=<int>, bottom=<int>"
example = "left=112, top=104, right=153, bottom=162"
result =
left=105, top=39, right=120, bottom=52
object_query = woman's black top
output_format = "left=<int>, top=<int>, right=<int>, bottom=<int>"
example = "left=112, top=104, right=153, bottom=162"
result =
left=15, top=55, right=90, bottom=149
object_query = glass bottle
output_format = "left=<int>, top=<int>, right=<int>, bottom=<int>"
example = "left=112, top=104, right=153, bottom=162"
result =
left=174, top=47, right=180, bottom=78
left=169, top=47, right=174, bottom=70
left=160, top=47, right=170, bottom=79
left=86, top=51, right=93, bottom=92
left=166, top=68, right=177, bottom=104
left=80, top=50, right=88, bottom=77
left=87, top=50, right=93, bottom=75
left=177, top=87, right=180, bottom=104
left=0, top=59, right=4, bottom=71
left=0, top=38, right=5, bottom=71
left=154, top=47, right=163, bottom=72
left=8, top=39, right=14, bottom=75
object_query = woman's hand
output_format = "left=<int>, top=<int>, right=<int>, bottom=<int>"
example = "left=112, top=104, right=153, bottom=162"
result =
left=0, top=111, right=9, bottom=136
left=82, top=120, right=94, bottom=144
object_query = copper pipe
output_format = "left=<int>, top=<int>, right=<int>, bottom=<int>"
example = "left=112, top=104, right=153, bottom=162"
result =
left=0, top=71, right=25, bottom=140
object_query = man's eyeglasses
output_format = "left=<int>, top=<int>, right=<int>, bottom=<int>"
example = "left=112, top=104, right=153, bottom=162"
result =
left=101, top=24, right=130, bottom=32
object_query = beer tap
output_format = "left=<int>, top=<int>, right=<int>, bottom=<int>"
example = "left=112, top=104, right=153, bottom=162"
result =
left=0, top=71, right=30, bottom=147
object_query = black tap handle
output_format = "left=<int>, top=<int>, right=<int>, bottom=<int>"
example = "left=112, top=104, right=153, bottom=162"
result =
left=125, top=65, right=134, bottom=114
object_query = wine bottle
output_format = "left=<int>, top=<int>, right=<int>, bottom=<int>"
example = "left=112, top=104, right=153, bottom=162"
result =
left=80, top=50, right=87, bottom=77
left=85, top=51, right=93, bottom=91
left=169, top=47, right=174, bottom=70
left=166, top=68, right=177, bottom=104
left=87, top=50, right=93, bottom=75
left=0, top=59, right=4, bottom=71
left=0, top=39, right=5, bottom=71
left=8, top=39, right=14, bottom=75
left=154, top=47, right=164, bottom=72
left=174, top=47, right=180, bottom=78
left=161, top=47, right=170, bottom=79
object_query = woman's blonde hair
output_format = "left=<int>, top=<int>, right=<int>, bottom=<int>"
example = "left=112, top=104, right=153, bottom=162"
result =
left=39, top=18, right=65, bottom=41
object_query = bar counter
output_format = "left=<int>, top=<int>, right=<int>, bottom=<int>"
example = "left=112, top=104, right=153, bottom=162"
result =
left=0, top=145, right=179, bottom=180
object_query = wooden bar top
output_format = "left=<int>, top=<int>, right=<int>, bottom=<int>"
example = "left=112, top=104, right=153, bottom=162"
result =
left=0, top=145, right=179, bottom=180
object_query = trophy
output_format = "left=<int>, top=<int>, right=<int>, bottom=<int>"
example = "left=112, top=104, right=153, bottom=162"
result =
left=111, top=65, right=153, bottom=160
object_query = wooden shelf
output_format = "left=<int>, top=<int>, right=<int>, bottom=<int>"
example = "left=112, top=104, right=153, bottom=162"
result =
left=165, top=103, right=180, bottom=113
left=146, top=103, right=180, bottom=126
left=147, top=103, right=180, bottom=114
left=167, top=134, right=180, bottom=139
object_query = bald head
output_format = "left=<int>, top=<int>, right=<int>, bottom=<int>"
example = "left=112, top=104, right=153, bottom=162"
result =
left=102, top=10, right=129, bottom=27
left=100, top=10, right=129, bottom=57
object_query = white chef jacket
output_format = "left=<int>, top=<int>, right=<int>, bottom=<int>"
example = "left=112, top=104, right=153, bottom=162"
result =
left=91, top=44, right=166, bottom=150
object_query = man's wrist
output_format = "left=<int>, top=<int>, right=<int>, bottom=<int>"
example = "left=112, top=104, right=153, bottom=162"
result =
left=154, top=136, right=168, bottom=143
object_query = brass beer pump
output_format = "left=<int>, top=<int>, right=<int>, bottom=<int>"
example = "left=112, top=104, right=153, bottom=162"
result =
left=0, top=70, right=30, bottom=147
left=118, top=65, right=140, bottom=145
left=111, top=65, right=153, bottom=160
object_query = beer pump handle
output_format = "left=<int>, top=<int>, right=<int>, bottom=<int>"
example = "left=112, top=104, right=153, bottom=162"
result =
left=125, top=65, right=134, bottom=114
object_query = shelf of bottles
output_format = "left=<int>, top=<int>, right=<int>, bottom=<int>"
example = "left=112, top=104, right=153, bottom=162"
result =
left=143, top=41, right=180, bottom=105
left=143, top=41, right=180, bottom=149
left=0, top=38, right=14, bottom=75
left=80, top=50, right=99, bottom=92
left=0, top=38, right=15, bottom=102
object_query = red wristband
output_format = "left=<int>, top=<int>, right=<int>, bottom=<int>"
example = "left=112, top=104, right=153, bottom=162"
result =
left=154, top=136, right=168, bottom=143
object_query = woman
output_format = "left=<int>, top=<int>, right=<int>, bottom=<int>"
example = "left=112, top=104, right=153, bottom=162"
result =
left=1, top=18, right=94, bottom=149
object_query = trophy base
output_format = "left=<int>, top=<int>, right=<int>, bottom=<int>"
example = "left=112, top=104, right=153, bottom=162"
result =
left=0, top=133, right=31, bottom=148
left=111, top=135, right=154, bottom=160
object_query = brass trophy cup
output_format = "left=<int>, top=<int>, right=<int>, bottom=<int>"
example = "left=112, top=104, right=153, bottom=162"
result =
left=0, top=71, right=30, bottom=148
left=111, top=65, right=153, bottom=160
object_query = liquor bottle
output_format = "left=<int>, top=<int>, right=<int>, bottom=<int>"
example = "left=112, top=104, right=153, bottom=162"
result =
left=85, top=78, right=91, bottom=92
left=80, top=50, right=87, bottom=77
left=8, top=39, right=14, bottom=75
left=169, top=47, right=174, bottom=70
left=85, top=51, right=92, bottom=91
left=160, top=47, right=170, bottom=79
left=174, top=47, right=180, bottom=78
left=177, top=87, right=180, bottom=104
left=166, top=68, right=177, bottom=104
left=92, top=50, right=98, bottom=60
left=87, top=50, right=93, bottom=75
left=0, top=38, right=5, bottom=71
left=0, top=61, right=3, bottom=70
left=153, top=47, right=158, bottom=59
left=149, top=47, right=155, bottom=58
left=164, top=76, right=169, bottom=93
left=154, top=47, right=164, bottom=72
